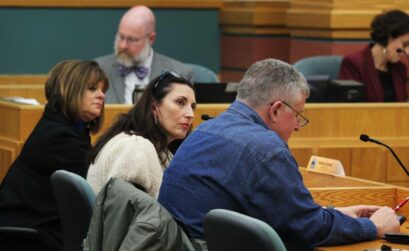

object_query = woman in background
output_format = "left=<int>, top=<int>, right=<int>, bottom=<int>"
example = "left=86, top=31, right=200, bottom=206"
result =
left=0, top=60, right=108, bottom=251
left=87, top=71, right=196, bottom=198
left=339, top=10, right=409, bottom=102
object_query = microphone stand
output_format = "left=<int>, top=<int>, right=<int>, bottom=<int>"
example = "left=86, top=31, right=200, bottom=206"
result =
left=201, top=114, right=214, bottom=121
left=376, top=141, right=409, bottom=177
left=361, top=135, right=409, bottom=177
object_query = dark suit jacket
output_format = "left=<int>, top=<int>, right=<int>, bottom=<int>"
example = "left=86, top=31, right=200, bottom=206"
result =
left=339, top=44, right=407, bottom=102
left=95, top=51, right=193, bottom=104
left=0, top=104, right=92, bottom=251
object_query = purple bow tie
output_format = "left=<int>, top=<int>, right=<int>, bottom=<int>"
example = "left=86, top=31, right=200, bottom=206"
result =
left=117, top=64, right=149, bottom=80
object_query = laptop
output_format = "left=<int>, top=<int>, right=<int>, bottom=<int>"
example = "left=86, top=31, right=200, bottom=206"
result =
left=304, top=75, right=331, bottom=103
left=194, top=82, right=238, bottom=103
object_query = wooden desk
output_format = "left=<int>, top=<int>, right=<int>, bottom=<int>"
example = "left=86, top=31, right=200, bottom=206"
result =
left=301, top=169, right=409, bottom=251
left=316, top=234, right=409, bottom=251
left=0, top=101, right=133, bottom=180
left=0, top=84, right=46, bottom=104
left=2, top=101, right=409, bottom=187
left=0, top=99, right=408, bottom=250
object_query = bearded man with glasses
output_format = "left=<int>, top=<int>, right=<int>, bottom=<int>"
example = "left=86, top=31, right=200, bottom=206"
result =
left=159, top=58, right=400, bottom=250
left=95, top=5, right=193, bottom=104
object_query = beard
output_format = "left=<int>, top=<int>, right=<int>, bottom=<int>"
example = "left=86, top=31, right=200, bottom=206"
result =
left=114, top=42, right=151, bottom=67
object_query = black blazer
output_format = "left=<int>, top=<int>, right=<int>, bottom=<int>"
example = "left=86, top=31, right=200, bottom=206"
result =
left=0, top=104, right=92, bottom=250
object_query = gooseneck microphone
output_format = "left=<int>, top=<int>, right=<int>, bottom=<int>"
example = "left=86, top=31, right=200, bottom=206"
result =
left=360, top=134, right=409, bottom=177
left=397, top=48, right=409, bottom=59
left=201, top=114, right=214, bottom=121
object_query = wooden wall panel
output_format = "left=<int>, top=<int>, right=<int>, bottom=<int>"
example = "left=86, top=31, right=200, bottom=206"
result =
left=290, top=147, right=313, bottom=168
left=301, top=168, right=387, bottom=188
left=0, top=75, right=47, bottom=85
left=387, top=147, right=409, bottom=183
left=0, top=85, right=46, bottom=104
left=309, top=187, right=395, bottom=207
left=2, top=101, right=409, bottom=187
left=350, top=147, right=387, bottom=182
left=0, top=146, right=14, bottom=181
left=298, top=103, right=409, bottom=138
left=286, top=0, right=407, bottom=39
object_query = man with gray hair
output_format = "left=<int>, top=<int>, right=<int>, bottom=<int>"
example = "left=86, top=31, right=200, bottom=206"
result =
left=95, top=5, right=193, bottom=104
left=159, top=59, right=399, bottom=250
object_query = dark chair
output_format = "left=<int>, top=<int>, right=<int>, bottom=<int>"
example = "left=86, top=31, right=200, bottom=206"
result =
left=204, top=209, right=286, bottom=251
left=0, top=226, right=43, bottom=247
left=293, top=55, right=343, bottom=80
left=186, top=63, right=219, bottom=83
left=51, top=170, right=96, bottom=251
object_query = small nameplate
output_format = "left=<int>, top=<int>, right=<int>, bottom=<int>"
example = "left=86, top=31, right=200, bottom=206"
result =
left=307, top=155, right=345, bottom=176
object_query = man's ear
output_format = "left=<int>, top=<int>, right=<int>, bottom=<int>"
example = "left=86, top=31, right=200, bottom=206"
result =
left=148, top=32, right=156, bottom=45
left=269, top=101, right=283, bottom=122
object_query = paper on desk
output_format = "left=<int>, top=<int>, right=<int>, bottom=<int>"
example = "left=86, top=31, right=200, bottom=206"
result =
left=4, top=97, right=40, bottom=105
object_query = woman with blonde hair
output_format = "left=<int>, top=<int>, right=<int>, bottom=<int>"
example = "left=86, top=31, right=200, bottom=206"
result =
left=0, top=60, right=109, bottom=251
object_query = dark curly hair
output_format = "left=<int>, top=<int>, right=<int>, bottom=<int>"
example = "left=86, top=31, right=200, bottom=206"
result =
left=370, top=10, right=409, bottom=46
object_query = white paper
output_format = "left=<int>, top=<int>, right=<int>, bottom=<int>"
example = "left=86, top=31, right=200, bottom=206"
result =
left=4, top=97, right=40, bottom=105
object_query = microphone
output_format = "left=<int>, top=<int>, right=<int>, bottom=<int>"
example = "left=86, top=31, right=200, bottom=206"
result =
left=359, top=134, right=409, bottom=176
left=397, top=48, right=409, bottom=59
left=132, top=85, right=145, bottom=104
left=201, top=114, right=214, bottom=121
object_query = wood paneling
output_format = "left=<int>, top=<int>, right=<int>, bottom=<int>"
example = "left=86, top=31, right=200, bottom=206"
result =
left=2, top=101, right=409, bottom=187
left=299, top=103, right=409, bottom=138
left=0, top=85, right=46, bottom=104
left=221, top=36, right=290, bottom=70
left=302, top=168, right=409, bottom=250
left=0, top=75, right=47, bottom=85
left=309, top=186, right=396, bottom=207
left=0, top=145, right=14, bottom=181
left=387, top=147, right=409, bottom=182
left=287, top=0, right=409, bottom=39
left=220, top=0, right=290, bottom=27
left=301, top=168, right=386, bottom=188
left=308, top=171, right=409, bottom=251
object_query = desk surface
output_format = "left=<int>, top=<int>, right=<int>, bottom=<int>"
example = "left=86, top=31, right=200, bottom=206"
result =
left=315, top=219, right=409, bottom=251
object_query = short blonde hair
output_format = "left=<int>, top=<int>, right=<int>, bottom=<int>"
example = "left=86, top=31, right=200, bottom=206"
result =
left=45, top=60, right=109, bottom=134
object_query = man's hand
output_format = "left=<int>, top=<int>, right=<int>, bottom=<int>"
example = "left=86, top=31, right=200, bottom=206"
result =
left=331, top=205, right=400, bottom=238
left=369, top=206, right=400, bottom=238
left=335, top=205, right=380, bottom=218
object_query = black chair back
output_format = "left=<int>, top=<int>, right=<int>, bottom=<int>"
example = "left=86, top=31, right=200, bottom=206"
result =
left=204, top=209, right=286, bottom=251
left=51, top=170, right=96, bottom=251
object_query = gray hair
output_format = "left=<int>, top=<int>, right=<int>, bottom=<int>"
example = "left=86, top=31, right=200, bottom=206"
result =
left=236, top=58, right=310, bottom=107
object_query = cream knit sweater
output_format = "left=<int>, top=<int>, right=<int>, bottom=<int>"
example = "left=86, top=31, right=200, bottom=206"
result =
left=87, top=132, right=169, bottom=198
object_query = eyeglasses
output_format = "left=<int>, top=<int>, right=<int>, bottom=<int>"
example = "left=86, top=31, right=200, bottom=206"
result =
left=115, top=33, right=149, bottom=46
left=153, top=70, right=192, bottom=92
left=282, top=101, right=309, bottom=127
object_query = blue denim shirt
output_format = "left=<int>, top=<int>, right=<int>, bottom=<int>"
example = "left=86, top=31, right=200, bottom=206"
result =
left=159, top=101, right=377, bottom=249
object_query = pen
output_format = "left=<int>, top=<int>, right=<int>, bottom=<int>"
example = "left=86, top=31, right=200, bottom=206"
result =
left=394, top=196, right=409, bottom=212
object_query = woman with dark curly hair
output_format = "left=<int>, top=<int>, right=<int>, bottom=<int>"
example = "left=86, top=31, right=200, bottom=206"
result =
left=339, top=10, right=409, bottom=102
